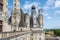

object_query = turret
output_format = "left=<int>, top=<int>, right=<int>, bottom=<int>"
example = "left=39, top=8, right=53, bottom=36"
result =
left=3, top=0, right=9, bottom=20
left=38, top=9, right=43, bottom=28
left=2, top=0, right=9, bottom=32
left=25, top=10, right=30, bottom=30
left=13, top=0, right=20, bottom=14
left=11, top=0, right=20, bottom=31
left=31, top=5, right=37, bottom=28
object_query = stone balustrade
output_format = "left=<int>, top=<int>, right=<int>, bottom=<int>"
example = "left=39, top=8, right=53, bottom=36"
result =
left=45, top=36, right=59, bottom=40
left=0, top=31, right=31, bottom=40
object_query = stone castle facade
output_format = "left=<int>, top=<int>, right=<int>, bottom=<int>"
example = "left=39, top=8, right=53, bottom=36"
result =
left=0, top=0, right=45, bottom=40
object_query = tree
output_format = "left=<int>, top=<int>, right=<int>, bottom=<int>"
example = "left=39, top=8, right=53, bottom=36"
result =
left=54, top=29, right=60, bottom=36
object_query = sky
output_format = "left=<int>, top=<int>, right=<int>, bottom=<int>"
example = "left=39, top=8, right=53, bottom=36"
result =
left=8, top=0, right=60, bottom=29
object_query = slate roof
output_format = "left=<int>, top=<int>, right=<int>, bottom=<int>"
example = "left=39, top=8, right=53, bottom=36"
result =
left=8, top=8, right=40, bottom=28
left=18, top=9, right=26, bottom=27
left=8, top=16, right=11, bottom=25
left=30, top=17, right=33, bottom=28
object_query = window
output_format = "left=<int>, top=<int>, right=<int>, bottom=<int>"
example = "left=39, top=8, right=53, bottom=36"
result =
left=0, top=20, right=2, bottom=32
left=0, top=20, right=3, bottom=24
left=0, top=4, right=3, bottom=11
left=14, top=29, right=16, bottom=32
left=21, top=29, right=22, bottom=31
left=31, top=38, right=33, bottom=40
left=14, top=8, right=16, bottom=12
left=39, top=38, right=41, bottom=40
left=31, top=34, right=33, bottom=36
left=0, top=25, right=2, bottom=32
left=14, top=3, right=16, bottom=7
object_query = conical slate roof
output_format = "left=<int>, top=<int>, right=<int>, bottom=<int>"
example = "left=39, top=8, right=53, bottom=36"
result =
left=8, top=8, right=41, bottom=28
left=8, top=16, right=12, bottom=24
left=32, top=5, right=36, bottom=9
left=19, top=9, right=26, bottom=27
left=30, top=17, right=33, bottom=27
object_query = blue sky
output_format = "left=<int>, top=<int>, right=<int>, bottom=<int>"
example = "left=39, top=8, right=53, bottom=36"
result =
left=8, top=0, right=60, bottom=29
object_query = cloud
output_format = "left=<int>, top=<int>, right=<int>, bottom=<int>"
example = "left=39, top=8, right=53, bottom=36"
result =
left=43, top=6, right=50, bottom=10
left=47, top=16, right=52, bottom=19
left=55, top=10, right=60, bottom=14
left=25, top=1, right=31, bottom=4
left=46, top=0, right=55, bottom=6
left=55, top=0, right=60, bottom=8
left=21, top=0, right=41, bottom=13
left=23, top=4, right=31, bottom=9
left=43, top=13, right=52, bottom=19
left=42, top=0, right=56, bottom=19
left=43, top=13, right=49, bottom=17
left=43, top=0, right=55, bottom=10
left=25, top=2, right=40, bottom=9
left=54, top=0, right=60, bottom=15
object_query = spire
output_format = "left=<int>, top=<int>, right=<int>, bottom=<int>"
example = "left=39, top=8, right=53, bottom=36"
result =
left=11, top=0, right=20, bottom=31
left=32, top=5, right=36, bottom=10
left=13, top=0, right=20, bottom=14
left=31, top=5, right=36, bottom=17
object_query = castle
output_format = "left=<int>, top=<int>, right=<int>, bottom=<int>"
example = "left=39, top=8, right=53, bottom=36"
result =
left=0, top=0, right=45, bottom=40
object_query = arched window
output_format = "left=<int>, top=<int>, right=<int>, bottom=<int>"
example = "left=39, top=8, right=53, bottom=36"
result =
left=14, top=29, right=16, bottom=32
left=0, top=20, right=3, bottom=32
left=21, top=29, right=22, bottom=31
left=0, top=20, right=2, bottom=25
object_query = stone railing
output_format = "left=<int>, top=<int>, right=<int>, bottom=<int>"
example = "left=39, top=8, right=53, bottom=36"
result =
left=45, top=36, right=59, bottom=40
left=0, top=31, right=31, bottom=40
